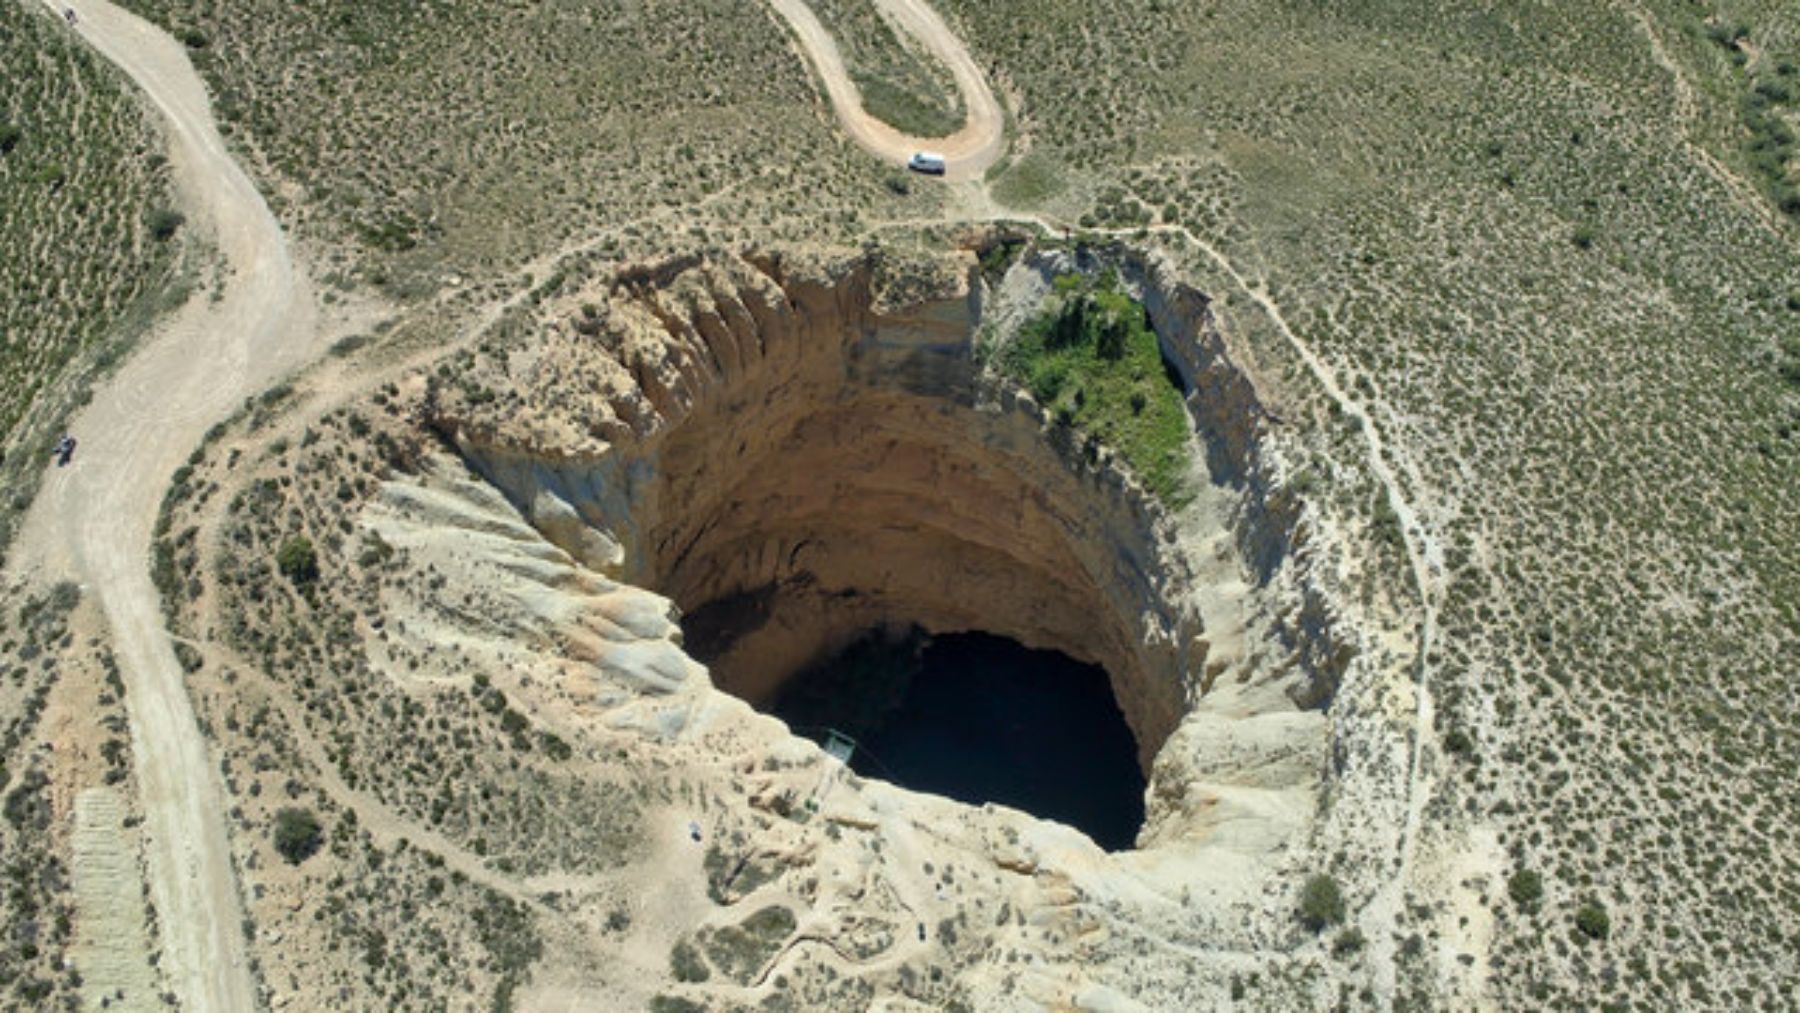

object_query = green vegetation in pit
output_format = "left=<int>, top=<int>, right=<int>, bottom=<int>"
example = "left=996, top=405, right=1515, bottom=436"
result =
left=992, top=271, right=1191, bottom=506
left=809, top=0, right=966, bottom=137
left=0, top=4, right=184, bottom=562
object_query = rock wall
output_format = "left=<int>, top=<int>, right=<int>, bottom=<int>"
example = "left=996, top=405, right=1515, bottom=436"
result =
left=427, top=244, right=1338, bottom=794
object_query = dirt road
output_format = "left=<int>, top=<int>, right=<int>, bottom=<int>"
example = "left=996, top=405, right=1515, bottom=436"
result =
left=765, top=0, right=1004, bottom=181
left=16, top=1, right=324, bottom=1008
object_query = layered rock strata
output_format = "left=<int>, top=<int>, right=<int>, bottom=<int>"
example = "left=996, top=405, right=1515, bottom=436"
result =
left=427, top=244, right=1338, bottom=832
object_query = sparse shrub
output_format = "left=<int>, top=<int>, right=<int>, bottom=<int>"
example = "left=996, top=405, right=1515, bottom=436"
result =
left=700, top=905, right=796, bottom=983
left=329, top=334, right=372, bottom=357
left=147, top=208, right=186, bottom=241
left=1331, top=927, right=1367, bottom=957
left=174, top=641, right=203, bottom=673
left=356, top=532, right=395, bottom=568
left=540, top=732, right=573, bottom=762
left=1299, top=873, right=1346, bottom=932
left=272, top=806, right=323, bottom=864
left=275, top=537, right=319, bottom=585
left=1575, top=899, right=1611, bottom=940
left=0, top=124, right=19, bottom=154
left=1509, top=868, right=1544, bottom=911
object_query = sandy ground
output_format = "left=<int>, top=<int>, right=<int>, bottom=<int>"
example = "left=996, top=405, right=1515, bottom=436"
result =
left=13, top=1, right=328, bottom=1008
left=764, top=0, right=1005, bottom=181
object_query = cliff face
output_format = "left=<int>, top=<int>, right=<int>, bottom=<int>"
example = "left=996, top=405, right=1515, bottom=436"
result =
left=331, top=242, right=1434, bottom=1008
left=426, top=244, right=1338, bottom=830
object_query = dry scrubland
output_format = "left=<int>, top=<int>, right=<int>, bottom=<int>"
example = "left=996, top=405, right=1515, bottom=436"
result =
left=116, top=0, right=949, bottom=303
left=944, top=0, right=1799, bottom=1006
left=0, top=581, right=154, bottom=1009
left=808, top=0, right=966, bottom=137
left=149, top=403, right=573, bottom=1010
left=15, top=0, right=1797, bottom=1008
left=0, top=4, right=184, bottom=559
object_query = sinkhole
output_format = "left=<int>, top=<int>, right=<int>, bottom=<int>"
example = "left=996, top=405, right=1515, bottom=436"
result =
left=457, top=247, right=1305, bottom=850
left=623, top=252, right=1210, bottom=853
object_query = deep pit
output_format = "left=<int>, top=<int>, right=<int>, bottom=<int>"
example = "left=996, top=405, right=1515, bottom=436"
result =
left=771, top=630, right=1147, bottom=851
left=441, top=245, right=1335, bottom=850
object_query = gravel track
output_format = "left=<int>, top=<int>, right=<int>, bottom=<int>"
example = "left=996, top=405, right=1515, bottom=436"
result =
left=15, top=1, right=324, bottom=1008
left=764, top=0, right=1005, bottom=180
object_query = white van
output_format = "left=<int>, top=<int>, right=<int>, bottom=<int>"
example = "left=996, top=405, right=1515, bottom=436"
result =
left=907, top=151, right=947, bottom=175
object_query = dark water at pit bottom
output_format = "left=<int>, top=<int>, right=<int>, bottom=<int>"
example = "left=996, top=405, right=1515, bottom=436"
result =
left=770, top=631, right=1146, bottom=851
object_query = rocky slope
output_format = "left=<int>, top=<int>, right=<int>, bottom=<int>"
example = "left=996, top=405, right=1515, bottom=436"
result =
left=148, top=241, right=1441, bottom=1009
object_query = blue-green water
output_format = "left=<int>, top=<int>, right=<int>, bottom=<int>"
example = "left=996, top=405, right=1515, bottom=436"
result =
left=773, top=631, right=1146, bottom=851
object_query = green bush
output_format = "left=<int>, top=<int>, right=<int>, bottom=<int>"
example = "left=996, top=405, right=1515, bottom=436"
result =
left=996, top=271, right=1191, bottom=504
left=1575, top=899, right=1611, bottom=940
left=147, top=208, right=185, bottom=241
left=1508, top=868, right=1544, bottom=910
left=0, top=124, right=19, bottom=154
left=1299, top=873, right=1346, bottom=932
left=272, top=807, right=323, bottom=864
left=275, top=537, right=319, bottom=585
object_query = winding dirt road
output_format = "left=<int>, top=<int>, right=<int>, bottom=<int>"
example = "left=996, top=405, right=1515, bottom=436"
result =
left=765, top=0, right=1004, bottom=181
left=17, top=1, right=324, bottom=1008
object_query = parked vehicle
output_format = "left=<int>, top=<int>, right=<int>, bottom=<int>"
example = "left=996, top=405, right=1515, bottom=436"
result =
left=53, top=434, right=77, bottom=467
left=907, top=151, right=947, bottom=175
